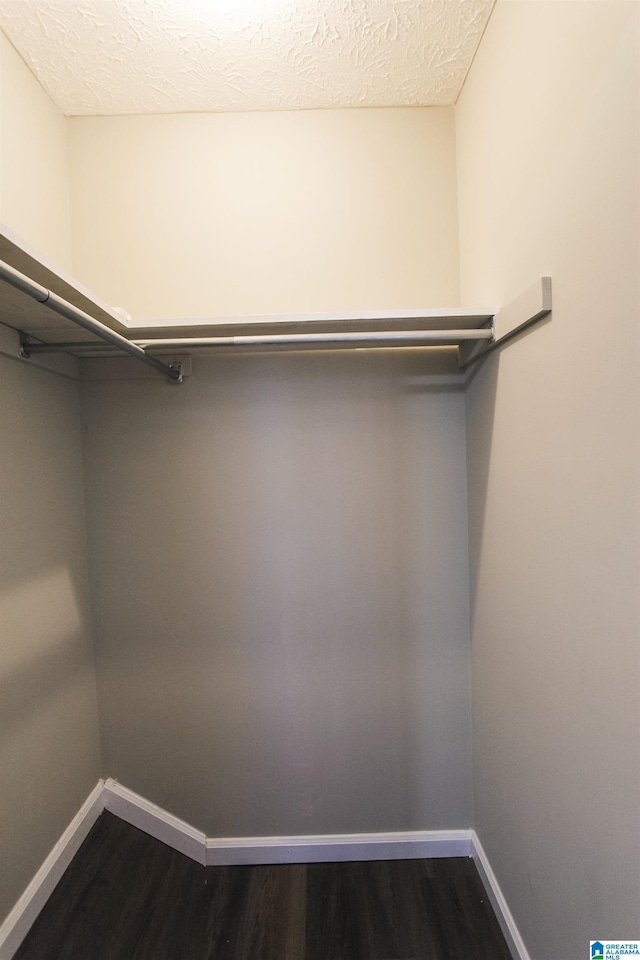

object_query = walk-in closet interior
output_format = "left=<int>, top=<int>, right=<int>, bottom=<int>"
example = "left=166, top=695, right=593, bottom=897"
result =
left=0, top=2, right=638, bottom=959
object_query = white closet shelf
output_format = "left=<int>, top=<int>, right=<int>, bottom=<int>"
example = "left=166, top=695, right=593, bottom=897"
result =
left=0, top=225, right=551, bottom=381
left=0, top=225, right=129, bottom=342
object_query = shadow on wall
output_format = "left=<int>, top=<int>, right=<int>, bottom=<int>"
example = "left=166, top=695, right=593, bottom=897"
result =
left=0, top=564, right=94, bottom=740
left=464, top=311, right=554, bottom=618
left=464, top=351, right=500, bottom=621
left=0, top=562, right=100, bottom=924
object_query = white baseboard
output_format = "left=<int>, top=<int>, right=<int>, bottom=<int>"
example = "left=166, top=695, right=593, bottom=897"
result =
left=0, top=781, right=105, bottom=960
left=103, top=779, right=471, bottom=866
left=471, top=832, right=531, bottom=960
left=206, top=829, right=472, bottom=866
left=103, top=779, right=207, bottom=865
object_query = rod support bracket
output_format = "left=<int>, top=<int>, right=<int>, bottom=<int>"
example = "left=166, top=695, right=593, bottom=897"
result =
left=19, top=334, right=34, bottom=359
left=168, top=361, right=183, bottom=383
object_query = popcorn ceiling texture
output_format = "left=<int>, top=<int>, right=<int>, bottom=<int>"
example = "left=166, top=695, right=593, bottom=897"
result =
left=0, top=0, right=495, bottom=115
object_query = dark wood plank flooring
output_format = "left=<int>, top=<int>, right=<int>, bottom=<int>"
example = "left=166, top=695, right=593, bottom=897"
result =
left=15, top=812, right=511, bottom=960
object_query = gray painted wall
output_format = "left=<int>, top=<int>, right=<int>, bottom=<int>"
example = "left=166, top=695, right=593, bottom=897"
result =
left=457, top=3, right=640, bottom=957
left=81, top=352, right=472, bottom=837
left=0, top=354, right=101, bottom=924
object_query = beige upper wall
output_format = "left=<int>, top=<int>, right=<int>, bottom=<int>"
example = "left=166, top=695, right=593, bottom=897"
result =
left=67, top=107, right=460, bottom=319
left=0, top=31, right=73, bottom=273
left=0, top=38, right=460, bottom=322
left=457, top=0, right=638, bottom=306
left=457, top=3, right=639, bottom=959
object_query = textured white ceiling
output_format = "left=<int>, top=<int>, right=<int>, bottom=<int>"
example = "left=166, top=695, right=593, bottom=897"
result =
left=0, top=0, right=495, bottom=116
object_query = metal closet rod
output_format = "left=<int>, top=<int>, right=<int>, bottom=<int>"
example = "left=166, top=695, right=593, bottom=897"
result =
left=132, top=330, right=495, bottom=348
left=23, top=328, right=495, bottom=354
left=0, top=259, right=182, bottom=382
